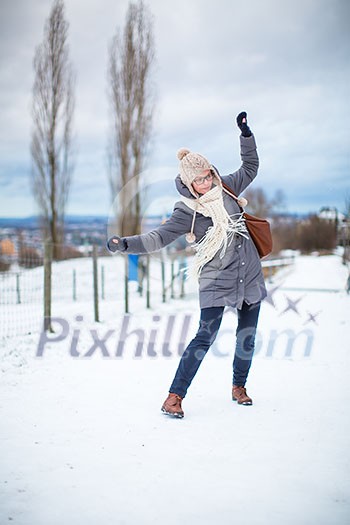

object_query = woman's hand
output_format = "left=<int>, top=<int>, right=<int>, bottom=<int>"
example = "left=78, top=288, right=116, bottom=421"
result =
left=236, top=111, right=252, bottom=137
left=107, top=235, right=127, bottom=253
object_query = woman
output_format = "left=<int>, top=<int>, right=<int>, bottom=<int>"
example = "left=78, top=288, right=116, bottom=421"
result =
left=107, top=112, right=266, bottom=418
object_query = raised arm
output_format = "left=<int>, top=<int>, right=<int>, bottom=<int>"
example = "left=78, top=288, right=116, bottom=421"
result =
left=221, top=112, right=259, bottom=196
left=107, top=203, right=192, bottom=255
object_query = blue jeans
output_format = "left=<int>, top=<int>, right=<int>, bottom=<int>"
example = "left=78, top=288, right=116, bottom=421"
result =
left=169, top=301, right=261, bottom=398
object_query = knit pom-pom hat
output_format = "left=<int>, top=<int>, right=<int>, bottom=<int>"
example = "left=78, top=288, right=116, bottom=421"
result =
left=177, top=148, right=213, bottom=196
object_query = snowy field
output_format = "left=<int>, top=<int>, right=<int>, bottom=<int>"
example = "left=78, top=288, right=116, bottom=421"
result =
left=1, top=253, right=350, bottom=524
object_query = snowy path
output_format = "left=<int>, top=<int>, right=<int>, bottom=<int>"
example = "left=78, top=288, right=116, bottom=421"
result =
left=1, top=255, right=349, bottom=524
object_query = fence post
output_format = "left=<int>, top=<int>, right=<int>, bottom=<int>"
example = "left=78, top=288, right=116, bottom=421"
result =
left=170, top=261, right=175, bottom=299
left=44, top=240, right=53, bottom=332
left=92, top=245, right=99, bottom=322
left=73, top=269, right=77, bottom=301
left=137, top=257, right=146, bottom=296
left=161, top=257, right=166, bottom=303
left=124, top=255, right=129, bottom=314
left=101, top=265, right=105, bottom=300
left=146, top=254, right=150, bottom=308
left=16, top=273, right=21, bottom=304
left=180, top=257, right=186, bottom=299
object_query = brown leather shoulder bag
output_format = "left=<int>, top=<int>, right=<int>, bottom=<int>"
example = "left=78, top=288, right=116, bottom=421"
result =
left=221, top=181, right=273, bottom=258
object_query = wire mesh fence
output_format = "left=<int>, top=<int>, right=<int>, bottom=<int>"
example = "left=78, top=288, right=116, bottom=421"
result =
left=0, top=237, right=298, bottom=339
left=0, top=241, right=190, bottom=338
left=0, top=266, right=44, bottom=337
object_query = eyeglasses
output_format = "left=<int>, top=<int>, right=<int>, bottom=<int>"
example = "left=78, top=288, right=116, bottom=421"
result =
left=193, top=172, right=214, bottom=186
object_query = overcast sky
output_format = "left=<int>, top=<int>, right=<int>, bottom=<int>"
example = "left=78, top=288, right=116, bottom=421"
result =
left=0, top=0, right=349, bottom=218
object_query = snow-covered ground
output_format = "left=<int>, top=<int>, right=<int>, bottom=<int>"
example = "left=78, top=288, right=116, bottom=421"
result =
left=1, top=254, right=350, bottom=524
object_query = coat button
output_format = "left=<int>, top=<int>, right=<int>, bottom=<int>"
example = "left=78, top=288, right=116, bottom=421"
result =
left=238, top=244, right=241, bottom=248
left=239, top=279, right=243, bottom=283
left=242, top=262, right=245, bottom=265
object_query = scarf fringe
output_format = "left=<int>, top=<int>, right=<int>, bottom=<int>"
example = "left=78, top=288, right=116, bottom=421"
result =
left=186, top=213, right=248, bottom=280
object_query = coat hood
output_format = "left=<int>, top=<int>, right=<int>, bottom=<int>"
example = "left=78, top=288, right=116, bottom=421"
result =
left=175, top=165, right=222, bottom=199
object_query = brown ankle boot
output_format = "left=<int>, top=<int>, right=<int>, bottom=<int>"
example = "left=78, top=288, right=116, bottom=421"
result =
left=161, top=393, right=184, bottom=418
left=232, top=385, right=253, bottom=405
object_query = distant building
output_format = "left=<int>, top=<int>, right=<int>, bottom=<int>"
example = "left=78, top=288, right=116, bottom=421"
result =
left=318, top=206, right=345, bottom=223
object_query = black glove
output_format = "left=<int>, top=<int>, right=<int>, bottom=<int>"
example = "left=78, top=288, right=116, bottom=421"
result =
left=236, top=111, right=252, bottom=137
left=107, top=235, right=128, bottom=253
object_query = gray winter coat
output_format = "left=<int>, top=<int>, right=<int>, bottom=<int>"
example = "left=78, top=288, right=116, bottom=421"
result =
left=118, top=135, right=266, bottom=310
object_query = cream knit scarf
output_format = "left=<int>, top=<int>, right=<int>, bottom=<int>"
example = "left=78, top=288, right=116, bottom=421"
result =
left=181, top=184, right=248, bottom=280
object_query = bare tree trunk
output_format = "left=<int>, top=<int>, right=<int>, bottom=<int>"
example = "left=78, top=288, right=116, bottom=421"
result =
left=107, top=0, right=156, bottom=237
left=31, top=0, right=75, bottom=260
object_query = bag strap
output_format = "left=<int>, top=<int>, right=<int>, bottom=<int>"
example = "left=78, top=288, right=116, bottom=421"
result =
left=220, top=180, right=244, bottom=212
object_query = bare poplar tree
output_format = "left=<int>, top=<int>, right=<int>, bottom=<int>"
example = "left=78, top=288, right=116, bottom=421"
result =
left=31, top=0, right=75, bottom=259
left=108, top=0, right=155, bottom=236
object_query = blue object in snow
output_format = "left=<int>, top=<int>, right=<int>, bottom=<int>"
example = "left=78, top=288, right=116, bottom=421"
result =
left=128, top=254, right=139, bottom=281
